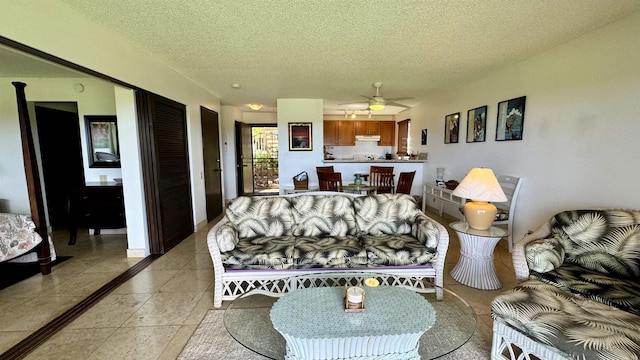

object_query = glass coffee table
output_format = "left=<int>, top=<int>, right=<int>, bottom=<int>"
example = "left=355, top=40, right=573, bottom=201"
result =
left=224, top=271, right=476, bottom=359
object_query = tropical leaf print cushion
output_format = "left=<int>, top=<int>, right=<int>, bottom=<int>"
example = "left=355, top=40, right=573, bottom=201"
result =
left=551, top=209, right=640, bottom=279
left=354, top=194, right=418, bottom=235
left=225, top=196, right=293, bottom=238
left=492, top=280, right=640, bottom=360
left=290, top=195, right=357, bottom=237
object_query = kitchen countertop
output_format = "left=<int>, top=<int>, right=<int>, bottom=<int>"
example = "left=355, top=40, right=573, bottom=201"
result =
left=323, top=159, right=427, bottom=163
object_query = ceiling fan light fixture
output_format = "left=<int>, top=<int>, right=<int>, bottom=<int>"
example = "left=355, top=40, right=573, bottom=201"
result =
left=247, top=103, right=263, bottom=110
left=369, top=101, right=385, bottom=111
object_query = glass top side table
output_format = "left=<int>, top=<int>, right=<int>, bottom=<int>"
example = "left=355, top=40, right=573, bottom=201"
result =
left=449, top=221, right=509, bottom=290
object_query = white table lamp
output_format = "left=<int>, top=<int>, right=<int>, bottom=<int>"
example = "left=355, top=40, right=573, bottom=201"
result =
left=452, top=168, right=507, bottom=230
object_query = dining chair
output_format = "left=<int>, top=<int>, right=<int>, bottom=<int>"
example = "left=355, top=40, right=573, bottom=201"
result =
left=396, top=171, right=416, bottom=194
left=369, top=166, right=394, bottom=193
left=318, top=171, right=343, bottom=192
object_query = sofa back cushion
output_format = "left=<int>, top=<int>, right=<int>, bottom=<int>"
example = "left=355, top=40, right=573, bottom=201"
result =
left=290, top=195, right=357, bottom=237
left=551, top=209, right=640, bottom=279
left=225, top=196, right=293, bottom=238
left=354, top=194, right=418, bottom=235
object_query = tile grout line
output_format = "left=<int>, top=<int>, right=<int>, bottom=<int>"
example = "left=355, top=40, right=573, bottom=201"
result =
left=0, top=255, right=161, bottom=360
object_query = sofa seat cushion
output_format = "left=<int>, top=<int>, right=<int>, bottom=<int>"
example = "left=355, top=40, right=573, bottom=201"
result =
left=491, top=280, right=640, bottom=360
left=531, top=264, right=640, bottom=316
left=361, top=234, right=437, bottom=266
left=290, top=195, right=357, bottom=237
left=293, top=235, right=367, bottom=269
left=220, top=236, right=296, bottom=270
left=354, top=194, right=418, bottom=235
left=225, top=196, right=294, bottom=238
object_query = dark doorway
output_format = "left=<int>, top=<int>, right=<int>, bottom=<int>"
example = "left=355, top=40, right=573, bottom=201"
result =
left=34, top=104, right=85, bottom=228
left=201, top=107, right=223, bottom=221
left=235, top=122, right=278, bottom=196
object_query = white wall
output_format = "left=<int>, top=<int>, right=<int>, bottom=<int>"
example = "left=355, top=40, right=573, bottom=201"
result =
left=277, top=99, right=324, bottom=194
left=401, top=12, right=640, bottom=240
left=0, top=1, right=221, bottom=253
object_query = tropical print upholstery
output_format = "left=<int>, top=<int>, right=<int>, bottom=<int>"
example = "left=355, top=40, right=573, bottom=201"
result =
left=290, top=195, right=357, bottom=237
left=224, top=196, right=294, bottom=238
left=217, top=194, right=440, bottom=271
left=493, top=209, right=640, bottom=360
left=293, top=235, right=367, bottom=268
left=354, top=194, right=418, bottom=235
left=219, top=236, right=296, bottom=270
left=548, top=209, right=640, bottom=279
left=531, top=264, right=640, bottom=316
left=361, top=234, right=437, bottom=266
left=492, top=280, right=640, bottom=360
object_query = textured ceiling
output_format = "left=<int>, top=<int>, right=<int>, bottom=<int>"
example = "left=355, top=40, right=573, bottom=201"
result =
left=10, top=1, right=640, bottom=114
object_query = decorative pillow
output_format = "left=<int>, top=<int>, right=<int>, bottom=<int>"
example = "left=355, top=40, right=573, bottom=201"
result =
left=215, top=222, right=239, bottom=252
left=224, top=196, right=293, bottom=238
left=525, top=238, right=565, bottom=273
left=290, top=195, right=357, bottom=237
left=411, top=213, right=440, bottom=248
left=354, top=194, right=418, bottom=235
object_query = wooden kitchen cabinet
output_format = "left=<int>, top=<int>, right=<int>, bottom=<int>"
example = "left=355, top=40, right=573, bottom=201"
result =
left=324, top=120, right=354, bottom=146
left=379, top=121, right=396, bottom=146
left=323, top=120, right=339, bottom=146
left=354, top=121, right=380, bottom=136
left=338, top=121, right=355, bottom=145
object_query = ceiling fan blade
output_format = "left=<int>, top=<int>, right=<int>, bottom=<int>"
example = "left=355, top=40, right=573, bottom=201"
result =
left=387, top=102, right=411, bottom=108
left=338, top=100, right=368, bottom=105
left=385, top=97, right=413, bottom=101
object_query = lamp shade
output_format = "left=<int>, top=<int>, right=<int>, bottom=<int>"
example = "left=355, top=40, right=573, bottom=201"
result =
left=452, top=168, right=507, bottom=202
left=452, top=168, right=506, bottom=230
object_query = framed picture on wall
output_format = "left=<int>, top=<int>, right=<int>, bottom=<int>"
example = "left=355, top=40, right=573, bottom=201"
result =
left=85, top=115, right=121, bottom=168
left=288, top=122, right=312, bottom=151
left=421, top=129, right=428, bottom=145
left=496, top=96, right=526, bottom=141
left=444, top=112, right=460, bottom=144
left=466, top=105, right=487, bottom=143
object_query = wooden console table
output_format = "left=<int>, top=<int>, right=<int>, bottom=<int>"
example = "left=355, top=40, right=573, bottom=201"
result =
left=423, top=182, right=466, bottom=219
left=66, top=182, right=125, bottom=245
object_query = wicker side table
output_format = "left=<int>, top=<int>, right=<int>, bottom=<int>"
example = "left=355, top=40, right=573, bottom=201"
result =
left=449, top=221, right=509, bottom=290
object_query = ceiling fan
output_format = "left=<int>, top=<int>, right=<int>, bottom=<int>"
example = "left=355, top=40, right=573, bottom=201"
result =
left=341, top=82, right=413, bottom=111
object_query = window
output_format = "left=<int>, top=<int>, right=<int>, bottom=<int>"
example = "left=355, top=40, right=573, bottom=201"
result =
left=397, top=119, right=410, bottom=156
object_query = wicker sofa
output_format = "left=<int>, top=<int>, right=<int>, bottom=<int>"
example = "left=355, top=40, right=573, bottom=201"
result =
left=491, top=209, right=640, bottom=360
left=207, top=192, right=449, bottom=308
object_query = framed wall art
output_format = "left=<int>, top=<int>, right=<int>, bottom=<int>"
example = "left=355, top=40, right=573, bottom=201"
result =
left=288, top=122, right=312, bottom=151
left=466, top=105, right=487, bottom=143
left=421, top=129, right=428, bottom=145
left=85, top=115, right=121, bottom=168
left=496, top=96, right=526, bottom=141
left=444, top=112, right=460, bottom=144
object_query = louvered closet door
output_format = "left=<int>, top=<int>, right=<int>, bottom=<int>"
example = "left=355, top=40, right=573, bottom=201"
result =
left=137, top=91, right=194, bottom=254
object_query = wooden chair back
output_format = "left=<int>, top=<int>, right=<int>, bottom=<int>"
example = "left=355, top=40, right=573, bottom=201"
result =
left=396, top=171, right=416, bottom=194
left=369, top=166, right=395, bottom=193
left=316, top=166, right=335, bottom=173
left=318, top=171, right=343, bottom=192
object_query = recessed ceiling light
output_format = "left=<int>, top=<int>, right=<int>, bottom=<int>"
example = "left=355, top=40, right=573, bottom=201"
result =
left=231, top=83, right=240, bottom=89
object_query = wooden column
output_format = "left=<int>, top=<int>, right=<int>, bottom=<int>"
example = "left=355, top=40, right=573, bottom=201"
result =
left=12, top=81, right=51, bottom=275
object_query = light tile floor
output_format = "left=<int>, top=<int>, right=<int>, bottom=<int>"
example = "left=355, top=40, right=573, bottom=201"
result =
left=0, top=210, right=517, bottom=359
